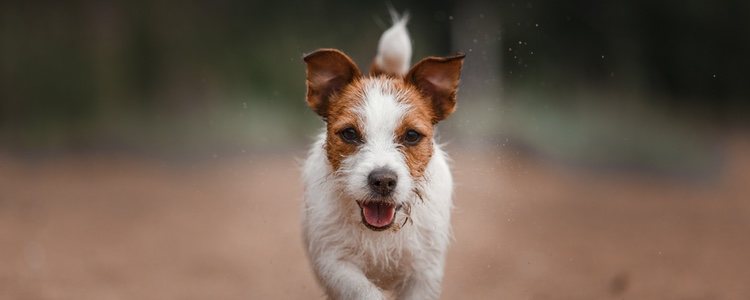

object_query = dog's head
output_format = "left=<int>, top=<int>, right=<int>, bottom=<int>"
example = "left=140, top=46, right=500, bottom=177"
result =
left=303, top=16, right=463, bottom=231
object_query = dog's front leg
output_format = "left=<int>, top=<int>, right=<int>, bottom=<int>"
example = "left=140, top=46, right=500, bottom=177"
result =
left=314, top=255, right=384, bottom=300
left=395, top=257, right=444, bottom=300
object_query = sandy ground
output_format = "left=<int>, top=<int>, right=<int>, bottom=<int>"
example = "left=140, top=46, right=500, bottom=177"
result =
left=1, top=139, right=749, bottom=299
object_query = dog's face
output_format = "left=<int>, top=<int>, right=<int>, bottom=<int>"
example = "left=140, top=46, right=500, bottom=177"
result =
left=304, top=49, right=463, bottom=231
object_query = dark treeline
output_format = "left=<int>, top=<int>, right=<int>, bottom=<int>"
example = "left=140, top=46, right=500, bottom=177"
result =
left=0, top=0, right=747, bottom=150
left=496, top=0, right=749, bottom=116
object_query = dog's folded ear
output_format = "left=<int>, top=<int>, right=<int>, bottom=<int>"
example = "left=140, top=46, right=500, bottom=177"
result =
left=405, top=53, right=465, bottom=123
left=304, top=49, right=362, bottom=118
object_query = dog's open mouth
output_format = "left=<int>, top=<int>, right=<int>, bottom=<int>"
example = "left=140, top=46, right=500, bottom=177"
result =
left=357, top=201, right=400, bottom=231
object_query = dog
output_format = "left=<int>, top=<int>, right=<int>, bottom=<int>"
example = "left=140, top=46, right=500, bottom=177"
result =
left=301, top=11, right=464, bottom=300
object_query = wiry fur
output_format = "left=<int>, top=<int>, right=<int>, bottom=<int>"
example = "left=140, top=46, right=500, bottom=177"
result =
left=302, top=12, right=462, bottom=300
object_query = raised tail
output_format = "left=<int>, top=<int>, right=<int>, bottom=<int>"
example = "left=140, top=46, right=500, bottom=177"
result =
left=372, top=10, right=412, bottom=76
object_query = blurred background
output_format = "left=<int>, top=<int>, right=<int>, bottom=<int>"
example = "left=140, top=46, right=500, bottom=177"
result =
left=1, top=0, right=749, bottom=299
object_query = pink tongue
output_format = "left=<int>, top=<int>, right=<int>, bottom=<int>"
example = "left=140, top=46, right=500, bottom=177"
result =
left=362, top=203, right=396, bottom=228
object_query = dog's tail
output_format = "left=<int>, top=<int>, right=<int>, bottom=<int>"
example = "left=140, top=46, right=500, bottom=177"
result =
left=372, top=9, right=411, bottom=76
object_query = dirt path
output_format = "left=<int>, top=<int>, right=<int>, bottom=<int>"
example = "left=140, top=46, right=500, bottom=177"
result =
left=1, top=141, right=749, bottom=299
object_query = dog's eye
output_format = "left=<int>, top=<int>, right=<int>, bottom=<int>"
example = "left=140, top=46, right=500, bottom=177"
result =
left=339, top=127, right=361, bottom=144
left=402, top=129, right=422, bottom=146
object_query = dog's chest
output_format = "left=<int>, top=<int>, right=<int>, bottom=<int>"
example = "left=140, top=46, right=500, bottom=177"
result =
left=345, top=228, right=418, bottom=288
left=361, top=247, right=413, bottom=289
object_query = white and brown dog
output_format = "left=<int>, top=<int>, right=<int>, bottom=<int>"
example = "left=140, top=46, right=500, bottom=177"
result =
left=301, top=12, right=464, bottom=300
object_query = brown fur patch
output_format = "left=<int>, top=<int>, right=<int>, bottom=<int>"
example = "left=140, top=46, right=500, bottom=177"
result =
left=323, top=79, right=367, bottom=171
left=393, top=83, right=435, bottom=179
left=369, top=60, right=386, bottom=77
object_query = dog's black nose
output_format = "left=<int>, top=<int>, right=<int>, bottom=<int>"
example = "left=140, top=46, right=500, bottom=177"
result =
left=368, top=168, right=398, bottom=196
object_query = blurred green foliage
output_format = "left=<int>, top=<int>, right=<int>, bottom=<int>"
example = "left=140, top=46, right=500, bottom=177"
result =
left=0, top=0, right=746, bottom=174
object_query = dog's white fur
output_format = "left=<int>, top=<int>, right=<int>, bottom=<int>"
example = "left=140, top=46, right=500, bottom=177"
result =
left=374, top=11, right=412, bottom=76
left=301, top=14, right=454, bottom=300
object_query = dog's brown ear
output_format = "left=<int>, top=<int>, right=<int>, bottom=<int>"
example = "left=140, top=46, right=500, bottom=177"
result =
left=405, top=53, right=465, bottom=123
left=304, top=49, right=361, bottom=118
